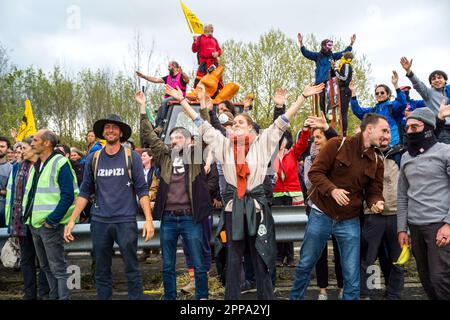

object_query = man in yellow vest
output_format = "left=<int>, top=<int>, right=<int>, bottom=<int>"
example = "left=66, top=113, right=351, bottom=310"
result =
left=22, top=129, right=79, bottom=300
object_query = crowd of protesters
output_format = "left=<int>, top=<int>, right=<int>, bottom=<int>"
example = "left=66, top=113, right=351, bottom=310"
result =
left=1, top=26, right=450, bottom=301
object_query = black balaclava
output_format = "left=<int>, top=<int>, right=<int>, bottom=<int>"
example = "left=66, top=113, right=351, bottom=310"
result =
left=406, top=124, right=437, bottom=157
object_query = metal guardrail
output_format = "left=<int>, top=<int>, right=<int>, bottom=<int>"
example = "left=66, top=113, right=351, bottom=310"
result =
left=0, top=206, right=308, bottom=252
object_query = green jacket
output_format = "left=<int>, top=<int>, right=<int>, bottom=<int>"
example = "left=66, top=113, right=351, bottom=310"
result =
left=140, top=112, right=212, bottom=223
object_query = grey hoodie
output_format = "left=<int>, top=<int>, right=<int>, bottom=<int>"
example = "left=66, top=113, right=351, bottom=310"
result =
left=407, top=72, right=450, bottom=125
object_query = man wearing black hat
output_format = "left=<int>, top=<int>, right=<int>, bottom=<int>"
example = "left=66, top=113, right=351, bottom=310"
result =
left=400, top=57, right=450, bottom=144
left=64, top=114, right=155, bottom=300
left=397, top=107, right=450, bottom=300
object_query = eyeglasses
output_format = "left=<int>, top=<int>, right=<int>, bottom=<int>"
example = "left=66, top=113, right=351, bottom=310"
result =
left=375, top=91, right=386, bottom=96
left=405, top=123, right=424, bottom=132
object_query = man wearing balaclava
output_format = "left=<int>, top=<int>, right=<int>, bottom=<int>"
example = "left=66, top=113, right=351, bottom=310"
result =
left=397, top=107, right=450, bottom=300
left=297, top=32, right=356, bottom=117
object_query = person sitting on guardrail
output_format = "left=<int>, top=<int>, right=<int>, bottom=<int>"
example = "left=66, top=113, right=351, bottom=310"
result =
left=163, top=81, right=325, bottom=300
left=290, top=113, right=388, bottom=300
left=21, top=129, right=79, bottom=300
left=4, top=136, right=50, bottom=300
left=64, top=114, right=155, bottom=300
left=136, top=92, right=213, bottom=301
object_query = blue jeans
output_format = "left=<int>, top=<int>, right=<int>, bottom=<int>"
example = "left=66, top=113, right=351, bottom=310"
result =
left=91, top=221, right=143, bottom=300
left=182, top=215, right=213, bottom=272
left=161, top=212, right=208, bottom=300
left=30, top=224, right=69, bottom=300
left=290, top=208, right=360, bottom=300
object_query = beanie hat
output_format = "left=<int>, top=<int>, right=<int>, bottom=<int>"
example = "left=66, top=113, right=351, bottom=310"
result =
left=407, top=107, right=436, bottom=129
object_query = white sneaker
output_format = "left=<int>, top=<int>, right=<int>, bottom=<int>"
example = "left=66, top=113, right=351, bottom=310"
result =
left=318, top=293, right=328, bottom=300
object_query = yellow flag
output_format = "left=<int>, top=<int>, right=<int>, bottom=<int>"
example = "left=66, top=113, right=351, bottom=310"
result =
left=180, top=0, right=204, bottom=35
left=16, top=99, right=37, bottom=141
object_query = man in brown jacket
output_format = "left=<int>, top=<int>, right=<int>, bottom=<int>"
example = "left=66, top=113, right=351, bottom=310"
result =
left=290, top=113, right=389, bottom=300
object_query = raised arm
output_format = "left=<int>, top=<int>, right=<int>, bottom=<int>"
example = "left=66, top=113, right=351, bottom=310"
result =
left=400, top=57, right=430, bottom=101
left=349, top=81, right=371, bottom=120
left=273, top=88, right=287, bottom=121
left=164, top=85, right=198, bottom=120
left=298, top=32, right=318, bottom=61
left=391, top=71, right=408, bottom=114
left=284, top=83, right=325, bottom=121
left=192, top=35, right=201, bottom=53
left=136, top=71, right=165, bottom=84
left=164, top=84, right=226, bottom=150
left=136, top=91, right=170, bottom=166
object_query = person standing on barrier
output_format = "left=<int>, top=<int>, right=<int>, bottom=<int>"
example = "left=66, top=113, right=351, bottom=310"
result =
left=163, top=81, right=325, bottom=300
left=290, top=113, right=388, bottom=300
left=21, top=129, right=79, bottom=300
left=136, top=92, right=212, bottom=301
left=64, top=114, right=155, bottom=300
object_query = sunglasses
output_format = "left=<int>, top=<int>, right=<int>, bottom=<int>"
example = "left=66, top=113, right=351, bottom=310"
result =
left=375, top=91, right=387, bottom=96
left=405, top=124, right=424, bottom=132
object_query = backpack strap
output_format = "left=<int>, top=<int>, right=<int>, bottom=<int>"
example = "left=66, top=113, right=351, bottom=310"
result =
left=124, top=147, right=133, bottom=183
left=92, top=150, right=101, bottom=183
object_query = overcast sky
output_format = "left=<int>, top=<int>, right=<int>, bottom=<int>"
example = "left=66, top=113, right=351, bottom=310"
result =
left=1, top=0, right=449, bottom=98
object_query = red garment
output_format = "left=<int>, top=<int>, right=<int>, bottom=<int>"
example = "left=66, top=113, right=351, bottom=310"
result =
left=273, top=129, right=310, bottom=193
left=192, top=34, right=222, bottom=67
left=231, top=134, right=254, bottom=199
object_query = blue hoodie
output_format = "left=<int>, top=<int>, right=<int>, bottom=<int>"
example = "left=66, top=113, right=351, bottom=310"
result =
left=351, top=89, right=408, bottom=146
left=300, top=45, right=353, bottom=84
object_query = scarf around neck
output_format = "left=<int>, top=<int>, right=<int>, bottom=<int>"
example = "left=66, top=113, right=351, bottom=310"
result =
left=338, top=57, right=352, bottom=72
left=231, top=134, right=255, bottom=199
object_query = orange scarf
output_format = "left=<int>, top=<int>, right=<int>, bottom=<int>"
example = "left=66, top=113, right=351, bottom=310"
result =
left=231, top=134, right=254, bottom=199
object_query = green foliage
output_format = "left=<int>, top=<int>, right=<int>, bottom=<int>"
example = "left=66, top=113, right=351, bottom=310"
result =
left=0, top=30, right=374, bottom=148
left=220, top=29, right=373, bottom=136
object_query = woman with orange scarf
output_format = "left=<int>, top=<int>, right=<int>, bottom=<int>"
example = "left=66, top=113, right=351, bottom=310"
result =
left=164, top=82, right=324, bottom=300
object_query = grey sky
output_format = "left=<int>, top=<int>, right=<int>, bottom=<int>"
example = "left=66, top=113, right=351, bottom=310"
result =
left=1, top=0, right=449, bottom=98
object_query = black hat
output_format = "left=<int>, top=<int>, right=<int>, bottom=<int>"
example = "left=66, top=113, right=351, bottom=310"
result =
left=93, top=114, right=132, bottom=142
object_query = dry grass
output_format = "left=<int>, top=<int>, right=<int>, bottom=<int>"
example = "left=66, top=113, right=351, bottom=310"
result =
left=144, top=272, right=224, bottom=299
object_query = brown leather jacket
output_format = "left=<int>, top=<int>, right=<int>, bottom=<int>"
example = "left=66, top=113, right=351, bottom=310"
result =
left=308, top=133, right=384, bottom=221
